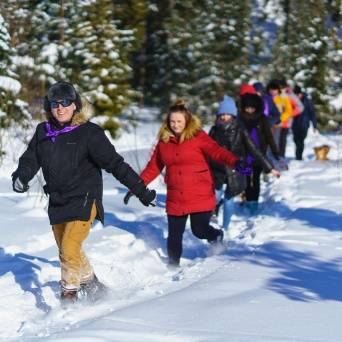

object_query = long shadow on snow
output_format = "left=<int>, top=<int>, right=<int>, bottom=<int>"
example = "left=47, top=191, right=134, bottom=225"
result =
left=256, top=195, right=342, bottom=232
left=227, top=241, right=342, bottom=302
left=0, top=247, right=60, bottom=312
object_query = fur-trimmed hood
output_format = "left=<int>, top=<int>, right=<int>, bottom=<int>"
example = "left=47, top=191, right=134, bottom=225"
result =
left=158, top=115, right=202, bottom=143
left=45, top=98, right=93, bottom=126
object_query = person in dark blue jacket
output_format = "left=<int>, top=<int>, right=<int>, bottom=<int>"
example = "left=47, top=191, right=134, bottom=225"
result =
left=292, top=86, right=318, bottom=160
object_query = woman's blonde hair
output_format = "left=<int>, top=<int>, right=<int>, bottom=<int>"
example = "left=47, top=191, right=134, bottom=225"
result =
left=157, top=100, right=201, bottom=143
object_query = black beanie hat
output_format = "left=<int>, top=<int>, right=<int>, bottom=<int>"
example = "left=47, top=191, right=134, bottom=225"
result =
left=293, top=85, right=302, bottom=95
left=241, top=93, right=264, bottom=113
left=44, top=81, right=82, bottom=114
left=266, top=79, right=280, bottom=92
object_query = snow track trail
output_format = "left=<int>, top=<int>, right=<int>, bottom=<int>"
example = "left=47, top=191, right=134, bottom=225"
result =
left=1, top=132, right=342, bottom=341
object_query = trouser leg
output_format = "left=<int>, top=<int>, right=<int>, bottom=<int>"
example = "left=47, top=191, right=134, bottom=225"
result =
left=190, top=211, right=222, bottom=242
left=215, top=188, right=224, bottom=217
left=52, top=203, right=97, bottom=292
left=278, top=128, right=289, bottom=157
left=222, top=197, right=234, bottom=230
left=167, top=215, right=187, bottom=265
left=293, top=130, right=306, bottom=160
left=245, top=165, right=263, bottom=202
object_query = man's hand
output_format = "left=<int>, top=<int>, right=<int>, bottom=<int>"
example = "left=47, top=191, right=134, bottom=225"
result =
left=12, top=172, right=29, bottom=193
left=270, top=169, right=281, bottom=178
left=138, top=188, right=156, bottom=207
left=123, top=191, right=134, bottom=205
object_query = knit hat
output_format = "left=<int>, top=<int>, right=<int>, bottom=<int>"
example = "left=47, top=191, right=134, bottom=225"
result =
left=240, top=93, right=264, bottom=113
left=44, top=81, right=82, bottom=113
left=216, top=95, right=237, bottom=116
left=239, top=83, right=257, bottom=96
left=266, top=79, right=280, bottom=92
left=293, top=85, right=302, bottom=95
left=47, top=81, right=78, bottom=101
left=253, top=82, right=265, bottom=93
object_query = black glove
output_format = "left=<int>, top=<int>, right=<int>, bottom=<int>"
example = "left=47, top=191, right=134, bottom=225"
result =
left=12, top=171, right=29, bottom=193
left=137, top=188, right=156, bottom=207
left=123, top=191, right=134, bottom=205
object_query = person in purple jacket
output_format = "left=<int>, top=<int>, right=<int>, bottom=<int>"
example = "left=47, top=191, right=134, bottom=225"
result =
left=239, top=94, right=281, bottom=214
left=253, top=82, right=281, bottom=128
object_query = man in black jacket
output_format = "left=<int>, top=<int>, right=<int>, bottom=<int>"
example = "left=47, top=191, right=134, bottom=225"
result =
left=12, top=81, right=156, bottom=302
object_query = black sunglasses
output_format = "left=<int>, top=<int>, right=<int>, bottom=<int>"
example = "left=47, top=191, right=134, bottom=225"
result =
left=50, top=99, right=73, bottom=109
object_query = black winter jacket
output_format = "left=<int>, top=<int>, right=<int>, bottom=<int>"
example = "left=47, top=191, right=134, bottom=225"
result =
left=292, top=93, right=317, bottom=135
left=14, top=116, right=146, bottom=225
left=208, top=119, right=274, bottom=195
left=239, top=111, right=280, bottom=159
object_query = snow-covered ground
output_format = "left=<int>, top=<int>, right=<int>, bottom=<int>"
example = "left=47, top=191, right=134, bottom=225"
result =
left=0, top=114, right=342, bottom=341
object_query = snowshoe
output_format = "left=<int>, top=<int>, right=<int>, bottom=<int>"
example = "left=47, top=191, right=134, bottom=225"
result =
left=60, top=289, right=78, bottom=306
left=79, top=274, right=108, bottom=302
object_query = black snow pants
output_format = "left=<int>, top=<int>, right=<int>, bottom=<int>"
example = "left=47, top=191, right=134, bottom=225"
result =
left=167, top=211, right=221, bottom=265
left=245, top=165, right=263, bottom=202
left=278, top=127, right=289, bottom=157
left=293, top=129, right=308, bottom=160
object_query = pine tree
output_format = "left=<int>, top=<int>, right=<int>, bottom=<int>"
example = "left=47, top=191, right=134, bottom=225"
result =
left=67, top=0, right=136, bottom=137
left=113, top=0, right=149, bottom=104
left=144, top=0, right=252, bottom=120
left=270, top=0, right=341, bottom=130
left=0, top=13, right=29, bottom=127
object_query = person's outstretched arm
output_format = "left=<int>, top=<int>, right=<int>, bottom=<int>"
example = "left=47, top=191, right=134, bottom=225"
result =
left=139, top=143, right=165, bottom=186
left=88, top=125, right=156, bottom=206
left=12, top=126, right=41, bottom=193
left=241, top=128, right=273, bottom=173
left=198, top=131, right=239, bottom=168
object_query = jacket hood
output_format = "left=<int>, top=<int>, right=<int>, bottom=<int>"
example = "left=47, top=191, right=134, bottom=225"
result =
left=45, top=98, right=93, bottom=126
left=158, top=114, right=202, bottom=143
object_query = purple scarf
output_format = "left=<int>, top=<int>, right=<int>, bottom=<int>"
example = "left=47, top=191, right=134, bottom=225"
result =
left=246, top=127, right=260, bottom=166
left=45, top=122, right=80, bottom=142
left=263, top=96, right=270, bottom=117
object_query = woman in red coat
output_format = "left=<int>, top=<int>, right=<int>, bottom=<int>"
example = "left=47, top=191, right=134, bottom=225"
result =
left=126, top=101, right=245, bottom=266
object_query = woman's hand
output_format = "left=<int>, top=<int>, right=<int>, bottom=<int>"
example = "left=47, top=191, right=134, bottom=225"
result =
left=271, top=169, right=281, bottom=178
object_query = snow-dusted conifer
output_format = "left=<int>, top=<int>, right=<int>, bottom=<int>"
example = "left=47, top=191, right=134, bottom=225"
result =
left=68, top=0, right=136, bottom=137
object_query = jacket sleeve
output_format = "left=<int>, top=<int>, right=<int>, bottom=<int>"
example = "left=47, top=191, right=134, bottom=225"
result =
left=199, top=131, right=239, bottom=168
left=87, top=126, right=146, bottom=195
left=242, top=129, right=273, bottom=172
left=280, top=96, right=293, bottom=123
left=269, top=100, right=281, bottom=125
left=14, top=126, right=41, bottom=183
left=262, top=118, right=280, bottom=160
left=307, top=98, right=317, bottom=129
left=140, top=143, right=165, bottom=186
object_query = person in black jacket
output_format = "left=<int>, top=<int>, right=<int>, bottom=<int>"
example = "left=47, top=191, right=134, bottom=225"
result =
left=239, top=94, right=282, bottom=214
left=292, top=85, right=318, bottom=160
left=11, top=81, right=156, bottom=302
left=209, top=95, right=280, bottom=227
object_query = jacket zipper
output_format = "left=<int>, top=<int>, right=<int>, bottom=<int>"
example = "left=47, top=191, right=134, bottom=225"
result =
left=83, top=192, right=89, bottom=207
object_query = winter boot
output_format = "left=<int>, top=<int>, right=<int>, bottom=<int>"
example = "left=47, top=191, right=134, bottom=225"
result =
left=60, top=289, right=78, bottom=304
left=208, top=228, right=224, bottom=245
left=246, top=201, right=259, bottom=216
left=167, top=258, right=180, bottom=270
left=80, top=274, right=107, bottom=302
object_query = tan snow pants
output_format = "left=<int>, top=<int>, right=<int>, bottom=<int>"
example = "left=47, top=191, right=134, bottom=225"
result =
left=52, top=202, right=97, bottom=292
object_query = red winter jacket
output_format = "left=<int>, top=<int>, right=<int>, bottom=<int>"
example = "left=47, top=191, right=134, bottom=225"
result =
left=140, top=127, right=239, bottom=216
